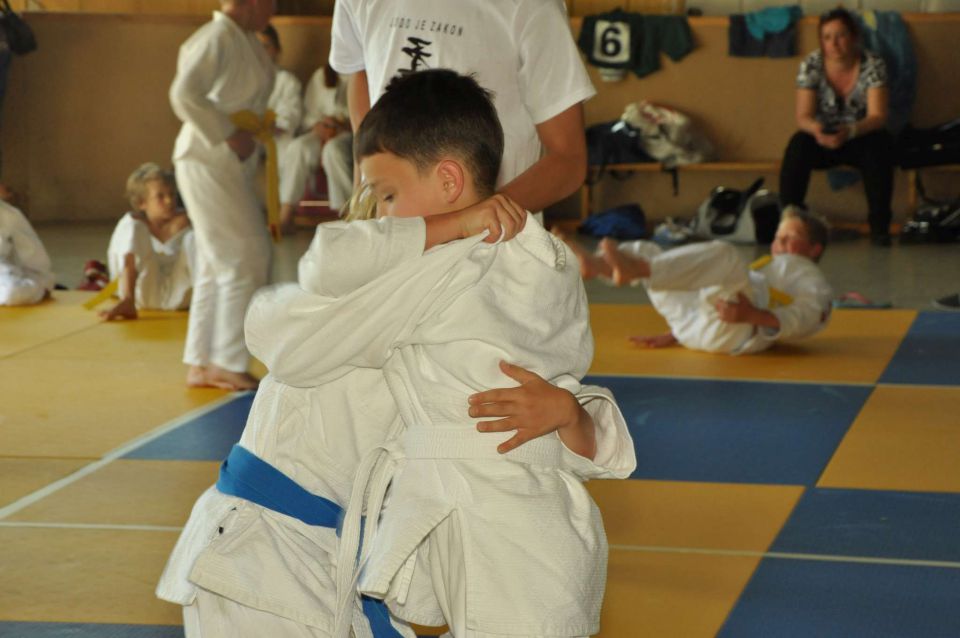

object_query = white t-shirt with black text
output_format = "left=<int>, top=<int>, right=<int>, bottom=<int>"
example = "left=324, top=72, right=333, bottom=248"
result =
left=330, top=0, right=596, bottom=191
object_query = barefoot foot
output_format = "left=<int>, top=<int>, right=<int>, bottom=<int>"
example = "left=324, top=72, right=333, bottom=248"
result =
left=600, top=238, right=648, bottom=286
left=186, top=365, right=209, bottom=388
left=205, top=365, right=260, bottom=391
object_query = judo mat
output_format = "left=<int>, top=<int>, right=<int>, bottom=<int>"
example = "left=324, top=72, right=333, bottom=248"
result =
left=1, top=292, right=958, bottom=637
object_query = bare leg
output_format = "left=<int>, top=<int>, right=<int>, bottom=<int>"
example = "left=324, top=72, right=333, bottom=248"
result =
left=600, top=238, right=650, bottom=286
left=100, top=253, right=138, bottom=321
left=552, top=229, right=612, bottom=280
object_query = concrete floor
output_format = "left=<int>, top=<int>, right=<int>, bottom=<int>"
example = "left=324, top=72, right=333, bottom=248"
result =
left=34, top=220, right=960, bottom=310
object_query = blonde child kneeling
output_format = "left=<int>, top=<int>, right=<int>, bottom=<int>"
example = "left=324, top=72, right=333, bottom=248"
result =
left=101, top=163, right=194, bottom=321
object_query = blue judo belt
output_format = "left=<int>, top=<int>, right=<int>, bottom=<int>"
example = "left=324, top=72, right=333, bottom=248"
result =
left=216, top=444, right=401, bottom=638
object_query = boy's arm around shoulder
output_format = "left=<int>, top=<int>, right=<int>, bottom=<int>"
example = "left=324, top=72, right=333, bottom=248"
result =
left=251, top=232, right=492, bottom=387
left=298, top=196, right=527, bottom=296
left=298, top=217, right=426, bottom=296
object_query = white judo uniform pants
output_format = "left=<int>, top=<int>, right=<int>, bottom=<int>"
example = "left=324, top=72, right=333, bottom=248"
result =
left=279, top=131, right=353, bottom=211
left=421, top=514, right=589, bottom=638
left=0, top=264, right=47, bottom=305
left=184, top=589, right=328, bottom=638
left=176, top=152, right=271, bottom=372
left=623, top=240, right=756, bottom=353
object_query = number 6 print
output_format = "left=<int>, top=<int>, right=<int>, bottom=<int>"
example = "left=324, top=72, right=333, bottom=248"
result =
left=593, top=20, right=630, bottom=64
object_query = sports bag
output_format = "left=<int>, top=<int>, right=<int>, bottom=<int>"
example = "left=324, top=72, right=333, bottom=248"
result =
left=900, top=178, right=960, bottom=244
left=691, top=178, right=781, bottom=244
left=897, top=118, right=960, bottom=169
left=620, top=101, right=714, bottom=168
left=586, top=119, right=654, bottom=180
left=578, top=203, right=647, bottom=240
left=1, top=0, right=37, bottom=56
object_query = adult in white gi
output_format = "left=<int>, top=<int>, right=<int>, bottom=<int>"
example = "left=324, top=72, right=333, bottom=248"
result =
left=157, top=215, right=633, bottom=638
left=0, top=199, right=54, bottom=306
left=169, top=0, right=275, bottom=391
left=572, top=208, right=833, bottom=354
left=329, top=0, right=596, bottom=218
left=278, top=65, right=353, bottom=225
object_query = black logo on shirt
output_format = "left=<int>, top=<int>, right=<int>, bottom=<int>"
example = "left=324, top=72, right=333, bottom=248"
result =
left=401, top=37, right=432, bottom=73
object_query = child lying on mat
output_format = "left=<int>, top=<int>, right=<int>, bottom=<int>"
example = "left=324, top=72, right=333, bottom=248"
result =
left=0, top=199, right=54, bottom=306
left=101, top=163, right=194, bottom=321
left=564, top=206, right=833, bottom=354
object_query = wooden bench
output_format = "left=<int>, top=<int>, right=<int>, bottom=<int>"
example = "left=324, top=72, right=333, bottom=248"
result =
left=905, top=165, right=960, bottom=210
left=581, top=161, right=960, bottom=221
left=580, top=161, right=781, bottom=219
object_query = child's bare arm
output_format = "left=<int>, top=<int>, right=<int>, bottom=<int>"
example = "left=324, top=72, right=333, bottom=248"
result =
left=629, top=333, right=678, bottom=348
left=424, top=194, right=526, bottom=250
left=468, top=361, right=596, bottom=460
left=100, top=252, right=138, bottom=321
left=715, top=293, right=780, bottom=329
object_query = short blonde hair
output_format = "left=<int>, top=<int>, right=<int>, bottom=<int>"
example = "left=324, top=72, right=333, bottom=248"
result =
left=126, top=162, right=176, bottom=211
left=342, top=183, right=377, bottom=222
left=782, top=204, right=830, bottom=251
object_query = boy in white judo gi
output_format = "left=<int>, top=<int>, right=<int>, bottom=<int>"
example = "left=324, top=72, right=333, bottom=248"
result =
left=277, top=62, right=352, bottom=228
left=257, top=23, right=303, bottom=232
left=157, top=72, right=634, bottom=638
left=101, top=163, right=194, bottom=321
left=157, top=159, right=629, bottom=638
left=0, top=199, right=54, bottom=306
left=169, top=0, right=275, bottom=391
left=242, top=70, right=636, bottom=637
left=566, top=206, right=833, bottom=354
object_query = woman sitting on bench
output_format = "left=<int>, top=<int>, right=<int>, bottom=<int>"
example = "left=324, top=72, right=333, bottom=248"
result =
left=779, top=8, right=895, bottom=246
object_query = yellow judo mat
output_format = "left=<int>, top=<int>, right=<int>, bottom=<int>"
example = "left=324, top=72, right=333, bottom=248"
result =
left=2, top=292, right=959, bottom=637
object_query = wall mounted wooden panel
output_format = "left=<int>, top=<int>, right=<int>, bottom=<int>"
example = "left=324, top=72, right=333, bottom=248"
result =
left=2, top=13, right=959, bottom=222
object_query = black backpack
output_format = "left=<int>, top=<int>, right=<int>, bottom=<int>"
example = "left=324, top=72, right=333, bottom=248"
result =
left=1, top=0, right=38, bottom=56
left=897, top=118, right=960, bottom=169
left=585, top=120, right=654, bottom=183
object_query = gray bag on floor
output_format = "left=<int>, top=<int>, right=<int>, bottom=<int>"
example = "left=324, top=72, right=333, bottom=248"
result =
left=691, top=178, right=781, bottom=244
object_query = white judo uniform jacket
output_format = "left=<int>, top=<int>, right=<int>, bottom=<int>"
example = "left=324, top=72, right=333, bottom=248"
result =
left=626, top=240, right=833, bottom=354
left=107, top=213, right=195, bottom=311
left=0, top=200, right=54, bottom=306
left=249, top=218, right=637, bottom=636
left=269, top=69, right=303, bottom=138
left=157, top=217, right=634, bottom=637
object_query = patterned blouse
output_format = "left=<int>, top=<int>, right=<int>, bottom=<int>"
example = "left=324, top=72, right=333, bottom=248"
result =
left=796, top=49, right=887, bottom=128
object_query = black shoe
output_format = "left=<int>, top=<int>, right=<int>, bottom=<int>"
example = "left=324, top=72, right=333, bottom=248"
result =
left=933, top=293, right=960, bottom=310
left=870, top=233, right=892, bottom=247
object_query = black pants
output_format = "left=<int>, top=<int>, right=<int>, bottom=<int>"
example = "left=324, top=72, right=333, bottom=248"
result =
left=779, top=129, right=895, bottom=236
